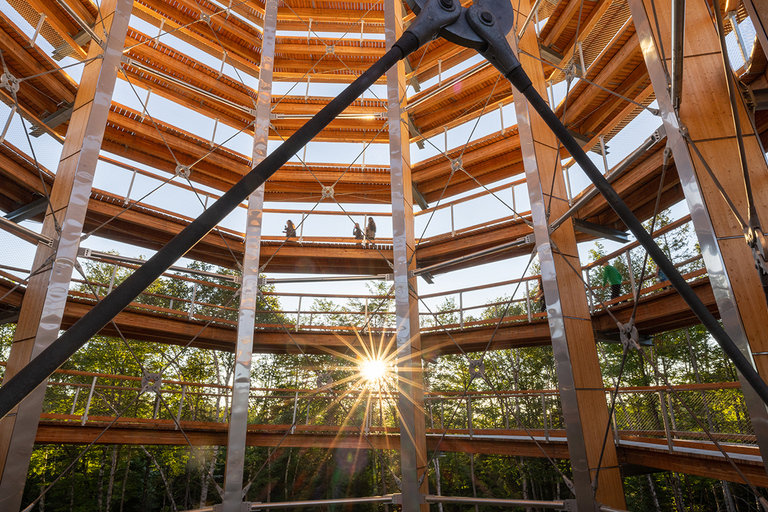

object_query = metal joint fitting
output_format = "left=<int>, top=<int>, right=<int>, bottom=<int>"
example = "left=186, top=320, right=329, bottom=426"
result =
left=141, top=372, right=162, bottom=394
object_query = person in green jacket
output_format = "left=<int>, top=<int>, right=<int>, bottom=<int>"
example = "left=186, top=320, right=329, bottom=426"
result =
left=602, top=261, right=623, bottom=300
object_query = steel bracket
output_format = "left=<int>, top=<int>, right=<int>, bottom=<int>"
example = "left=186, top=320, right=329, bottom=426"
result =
left=321, top=185, right=334, bottom=198
left=175, top=164, right=191, bottom=178
left=0, top=72, right=19, bottom=94
left=469, top=359, right=485, bottom=378
left=316, top=373, right=333, bottom=388
left=618, top=320, right=639, bottom=351
left=141, top=372, right=162, bottom=394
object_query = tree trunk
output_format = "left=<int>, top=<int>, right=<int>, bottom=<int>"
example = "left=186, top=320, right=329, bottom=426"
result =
left=141, top=446, right=178, bottom=512
left=141, top=454, right=150, bottom=510
left=97, top=447, right=106, bottom=512
left=646, top=474, right=661, bottom=512
left=119, top=448, right=132, bottom=512
left=106, top=445, right=121, bottom=511
left=200, top=447, right=219, bottom=507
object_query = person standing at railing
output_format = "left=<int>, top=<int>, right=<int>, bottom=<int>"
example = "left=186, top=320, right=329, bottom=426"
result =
left=283, top=219, right=296, bottom=239
left=602, top=261, right=623, bottom=300
left=353, top=222, right=364, bottom=241
left=365, top=217, right=376, bottom=241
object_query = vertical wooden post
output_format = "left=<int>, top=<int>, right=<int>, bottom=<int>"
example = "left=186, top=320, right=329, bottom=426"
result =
left=385, top=0, right=428, bottom=508
left=512, top=0, right=626, bottom=507
left=0, top=1, right=132, bottom=509
left=628, top=0, right=768, bottom=476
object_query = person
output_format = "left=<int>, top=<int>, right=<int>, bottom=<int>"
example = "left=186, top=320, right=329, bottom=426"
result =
left=365, top=217, right=376, bottom=240
left=602, top=261, right=623, bottom=300
left=656, top=266, right=669, bottom=290
left=352, top=222, right=364, bottom=240
left=283, top=219, right=296, bottom=239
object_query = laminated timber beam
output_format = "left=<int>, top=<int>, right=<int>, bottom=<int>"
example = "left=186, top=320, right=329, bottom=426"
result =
left=512, top=0, right=625, bottom=506
left=0, top=271, right=717, bottom=355
left=31, top=422, right=767, bottom=488
left=0, top=0, right=131, bottom=508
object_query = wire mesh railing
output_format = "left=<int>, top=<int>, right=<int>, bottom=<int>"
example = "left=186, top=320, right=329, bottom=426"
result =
left=34, top=368, right=755, bottom=450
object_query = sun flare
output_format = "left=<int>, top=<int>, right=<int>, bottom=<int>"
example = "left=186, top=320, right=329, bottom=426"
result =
left=360, top=358, right=387, bottom=383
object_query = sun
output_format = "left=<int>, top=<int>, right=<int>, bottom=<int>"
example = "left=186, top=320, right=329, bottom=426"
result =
left=360, top=358, right=387, bottom=383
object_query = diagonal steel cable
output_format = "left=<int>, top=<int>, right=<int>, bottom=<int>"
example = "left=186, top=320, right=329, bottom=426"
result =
left=122, top=0, right=256, bottom=53
left=635, top=343, right=768, bottom=502
left=118, top=66, right=182, bottom=166
left=0, top=51, right=62, bottom=236
left=17, top=56, right=102, bottom=82
left=82, top=174, right=178, bottom=240
left=518, top=49, right=659, bottom=115
left=182, top=175, right=244, bottom=269
left=20, top=392, right=143, bottom=512
left=0, top=254, right=55, bottom=304
left=628, top=148, right=671, bottom=323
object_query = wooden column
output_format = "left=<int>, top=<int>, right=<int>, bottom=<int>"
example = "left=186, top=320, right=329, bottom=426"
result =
left=628, top=0, right=768, bottom=476
left=384, top=0, right=428, bottom=509
left=0, top=0, right=132, bottom=509
left=512, top=0, right=626, bottom=508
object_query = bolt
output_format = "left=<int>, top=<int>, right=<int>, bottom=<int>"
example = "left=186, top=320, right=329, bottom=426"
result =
left=480, top=10, right=494, bottom=25
left=440, top=0, right=454, bottom=9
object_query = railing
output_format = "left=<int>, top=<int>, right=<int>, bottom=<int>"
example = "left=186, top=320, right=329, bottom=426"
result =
left=34, top=367, right=755, bottom=451
left=0, top=215, right=706, bottom=337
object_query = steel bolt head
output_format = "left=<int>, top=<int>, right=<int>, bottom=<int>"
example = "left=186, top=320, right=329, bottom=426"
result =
left=480, top=10, right=494, bottom=25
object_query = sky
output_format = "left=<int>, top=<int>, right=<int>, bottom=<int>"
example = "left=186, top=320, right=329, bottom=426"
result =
left=0, top=1, right=757, bottom=318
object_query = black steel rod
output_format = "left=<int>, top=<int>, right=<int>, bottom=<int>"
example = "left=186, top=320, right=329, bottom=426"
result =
left=0, top=33, right=420, bottom=421
left=505, top=65, right=768, bottom=407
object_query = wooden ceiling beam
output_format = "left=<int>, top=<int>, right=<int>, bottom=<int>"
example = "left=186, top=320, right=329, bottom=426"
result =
left=557, top=33, right=640, bottom=122
left=23, top=0, right=87, bottom=59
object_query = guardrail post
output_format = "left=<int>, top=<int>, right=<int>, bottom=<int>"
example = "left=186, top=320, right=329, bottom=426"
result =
left=585, top=268, right=594, bottom=314
left=153, top=394, right=160, bottom=420
left=625, top=250, right=637, bottom=298
left=107, top=264, right=118, bottom=295
left=188, top=282, right=197, bottom=320
left=81, top=376, right=98, bottom=426
left=525, top=280, right=532, bottom=322
left=291, top=391, right=299, bottom=434
left=295, top=296, right=302, bottom=332
left=611, top=394, right=620, bottom=446
left=70, top=387, right=80, bottom=416
left=175, top=384, right=186, bottom=430
left=459, top=292, right=464, bottom=329
left=563, top=166, right=573, bottom=205
left=467, top=396, right=473, bottom=438
left=450, top=204, right=455, bottom=237
left=659, top=390, right=674, bottom=453
left=541, top=392, right=548, bottom=441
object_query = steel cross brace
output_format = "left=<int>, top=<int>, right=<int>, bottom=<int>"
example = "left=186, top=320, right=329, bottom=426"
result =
left=0, top=0, right=767, bottom=485
left=433, top=0, right=768, bottom=411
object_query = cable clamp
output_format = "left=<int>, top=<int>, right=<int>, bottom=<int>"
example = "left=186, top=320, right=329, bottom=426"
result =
left=175, top=164, right=191, bottom=178
left=321, top=185, right=334, bottom=198
left=316, top=373, right=333, bottom=388
left=199, top=12, right=211, bottom=24
left=0, top=72, right=19, bottom=94
left=618, top=320, right=639, bottom=351
left=469, top=359, right=485, bottom=378
left=326, top=45, right=335, bottom=55
left=141, top=372, right=162, bottom=394
left=450, top=157, right=462, bottom=173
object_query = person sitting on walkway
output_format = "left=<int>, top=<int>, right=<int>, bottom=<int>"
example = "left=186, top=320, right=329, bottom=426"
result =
left=602, top=261, right=623, bottom=300
left=352, top=222, right=364, bottom=241
left=283, top=219, right=296, bottom=239
left=365, top=217, right=376, bottom=240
